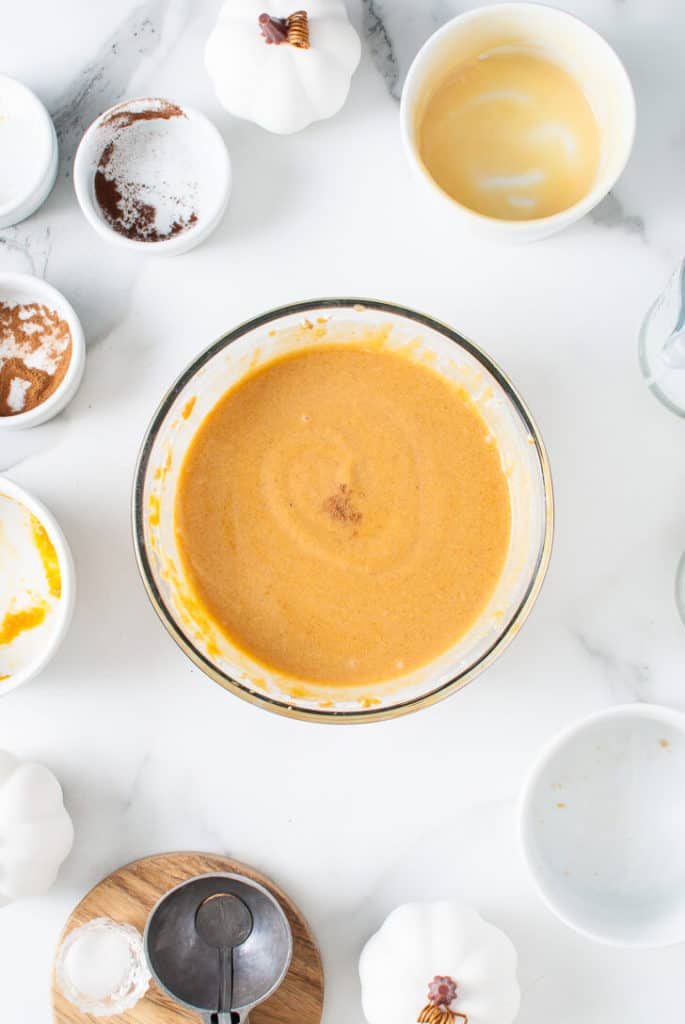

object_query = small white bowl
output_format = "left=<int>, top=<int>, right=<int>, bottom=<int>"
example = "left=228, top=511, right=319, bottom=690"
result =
left=0, top=476, right=75, bottom=695
left=74, top=98, right=231, bottom=256
left=400, top=3, right=636, bottom=243
left=0, top=273, right=86, bottom=430
left=0, top=75, right=59, bottom=230
left=520, top=703, right=685, bottom=947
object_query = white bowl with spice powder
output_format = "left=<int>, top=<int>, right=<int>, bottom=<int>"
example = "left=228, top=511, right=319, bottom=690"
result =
left=74, top=98, right=231, bottom=256
left=0, top=273, right=86, bottom=430
left=0, top=476, right=75, bottom=696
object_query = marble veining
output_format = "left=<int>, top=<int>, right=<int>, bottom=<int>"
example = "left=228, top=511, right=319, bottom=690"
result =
left=589, top=191, right=646, bottom=236
left=575, top=629, right=652, bottom=702
left=52, top=1, right=193, bottom=172
left=361, top=0, right=402, bottom=99
left=0, top=224, right=52, bottom=278
left=362, top=0, right=457, bottom=99
left=0, top=2, right=685, bottom=1022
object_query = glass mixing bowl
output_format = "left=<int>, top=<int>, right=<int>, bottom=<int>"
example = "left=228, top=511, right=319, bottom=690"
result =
left=133, top=300, right=553, bottom=722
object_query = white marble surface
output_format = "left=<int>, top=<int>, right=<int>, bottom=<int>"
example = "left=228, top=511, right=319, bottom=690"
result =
left=1, top=1, right=685, bottom=1021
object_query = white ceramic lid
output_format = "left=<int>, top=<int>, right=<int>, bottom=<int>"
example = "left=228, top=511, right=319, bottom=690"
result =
left=0, top=75, right=59, bottom=230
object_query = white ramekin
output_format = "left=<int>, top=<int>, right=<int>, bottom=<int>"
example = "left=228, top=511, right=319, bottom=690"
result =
left=73, top=98, right=231, bottom=256
left=520, top=703, right=685, bottom=947
left=0, top=476, right=76, bottom=696
left=400, top=3, right=636, bottom=243
left=0, top=75, right=59, bottom=230
left=0, top=273, right=86, bottom=430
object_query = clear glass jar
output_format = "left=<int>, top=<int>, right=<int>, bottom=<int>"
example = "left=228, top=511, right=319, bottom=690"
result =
left=639, top=266, right=685, bottom=628
left=55, top=917, right=150, bottom=1017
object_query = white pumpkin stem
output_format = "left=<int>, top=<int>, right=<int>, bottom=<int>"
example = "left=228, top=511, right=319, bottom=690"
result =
left=258, top=10, right=310, bottom=48
left=418, top=976, right=468, bottom=1024
left=417, top=1006, right=468, bottom=1024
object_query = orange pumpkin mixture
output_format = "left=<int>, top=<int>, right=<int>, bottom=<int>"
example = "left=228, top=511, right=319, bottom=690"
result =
left=175, top=346, right=511, bottom=684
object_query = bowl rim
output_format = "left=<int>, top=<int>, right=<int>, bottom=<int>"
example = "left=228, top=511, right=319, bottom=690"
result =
left=131, top=297, right=554, bottom=723
left=399, top=1, right=637, bottom=235
left=73, top=97, right=231, bottom=255
left=519, top=701, right=685, bottom=947
left=0, top=475, right=76, bottom=695
left=676, top=551, right=685, bottom=626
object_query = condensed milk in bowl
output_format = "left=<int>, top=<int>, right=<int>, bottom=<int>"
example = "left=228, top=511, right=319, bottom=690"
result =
left=133, top=300, right=553, bottom=722
left=401, top=3, right=635, bottom=242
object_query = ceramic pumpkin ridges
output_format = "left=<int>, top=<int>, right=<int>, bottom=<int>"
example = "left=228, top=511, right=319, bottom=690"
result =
left=0, top=749, right=73, bottom=902
left=359, top=902, right=520, bottom=1024
left=205, top=0, right=361, bottom=134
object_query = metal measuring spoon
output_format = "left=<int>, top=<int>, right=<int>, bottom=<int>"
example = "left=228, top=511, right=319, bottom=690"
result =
left=195, top=893, right=254, bottom=1014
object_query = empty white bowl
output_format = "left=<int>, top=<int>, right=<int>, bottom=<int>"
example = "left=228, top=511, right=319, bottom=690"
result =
left=520, top=704, right=685, bottom=947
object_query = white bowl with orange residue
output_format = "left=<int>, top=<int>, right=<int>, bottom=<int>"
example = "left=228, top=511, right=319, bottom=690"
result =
left=0, top=477, right=75, bottom=695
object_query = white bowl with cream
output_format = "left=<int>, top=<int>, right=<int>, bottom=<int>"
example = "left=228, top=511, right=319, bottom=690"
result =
left=0, top=477, right=75, bottom=695
left=400, top=3, right=636, bottom=242
left=0, top=273, right=86, bottom=430
left=0, top=75, right=58, bottom=230
left=521, top=704, right=685, bottom=947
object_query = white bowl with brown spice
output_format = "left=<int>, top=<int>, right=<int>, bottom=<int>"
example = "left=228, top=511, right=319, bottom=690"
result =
left=73, top=97, right=231, bottom=256
left=0, top=273, right=86, bottom=430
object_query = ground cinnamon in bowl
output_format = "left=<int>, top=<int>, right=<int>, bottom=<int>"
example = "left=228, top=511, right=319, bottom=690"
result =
left=75, top=97, right=231, bottom=256
left=0, top=301, right=72, bottom=417
left=93, top=99, right=200, bottom=243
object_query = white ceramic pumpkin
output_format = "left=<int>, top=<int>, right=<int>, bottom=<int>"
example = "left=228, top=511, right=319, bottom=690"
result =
left=0, top=749, right=74, bottom=904
left=205, top=0, right=361, bottom=134
left=359, top=902, right=520, bottom=1024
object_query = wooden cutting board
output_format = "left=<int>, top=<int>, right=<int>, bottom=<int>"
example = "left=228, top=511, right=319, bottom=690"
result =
left=52, top=851, right=324, bottom=1024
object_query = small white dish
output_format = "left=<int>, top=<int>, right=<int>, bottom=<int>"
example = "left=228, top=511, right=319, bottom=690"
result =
left=0, top=273, right=86, bottom=429
left=0, top=75, right=59, bottom=230
left=520, top=703, right=685, bottom=947
left=74, top=97, right=231, bottom=256
left=400, top=3, right=636, bottom=243
left=0, top=476, right=75, bottom=695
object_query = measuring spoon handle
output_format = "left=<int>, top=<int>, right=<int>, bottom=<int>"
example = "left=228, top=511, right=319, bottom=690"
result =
left=200, top=1013, right=246, bottom=1024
